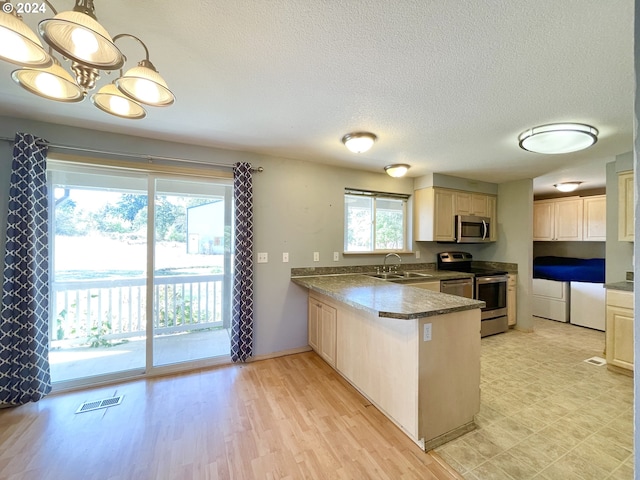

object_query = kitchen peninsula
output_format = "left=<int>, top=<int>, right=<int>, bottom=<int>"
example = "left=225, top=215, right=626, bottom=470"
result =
left=292, top=271, right=485, bottom=451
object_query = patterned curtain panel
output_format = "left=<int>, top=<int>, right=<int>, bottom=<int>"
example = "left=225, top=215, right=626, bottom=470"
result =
left=0, top=133, right=51, bottom=405
left=231, top=162, right=254, bottom=362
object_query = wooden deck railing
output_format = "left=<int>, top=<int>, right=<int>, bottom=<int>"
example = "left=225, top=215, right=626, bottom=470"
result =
left=51, top=274, right=226, bottom=346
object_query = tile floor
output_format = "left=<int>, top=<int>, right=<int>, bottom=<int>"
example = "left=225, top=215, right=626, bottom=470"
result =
left=435, top=317, right=634, bottom=479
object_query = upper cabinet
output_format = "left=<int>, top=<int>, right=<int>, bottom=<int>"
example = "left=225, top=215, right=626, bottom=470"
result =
left=583, top=195, right=607, bottom=241
left=456, top=192, right=488, bottom=217
left=533, top=195, right=605, bottom=242
left=414, top=187, right=497, bottom=242
left=618, top=171, right=634, bottom=242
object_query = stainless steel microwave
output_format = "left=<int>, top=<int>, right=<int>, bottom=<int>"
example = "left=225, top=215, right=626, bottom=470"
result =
left=455, top=215, right=492, bottom=243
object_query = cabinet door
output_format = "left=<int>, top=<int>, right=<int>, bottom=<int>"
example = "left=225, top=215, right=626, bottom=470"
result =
left=308, top=299, right=321, bottom=352
left=533, top=201, right=554, bottom=240
left=618, top=171, right=634, bottom=241
left=319, top=303, right=337, bottom=366
left=507, top=274, right=517, bottom=326
left=470, top=194, right=488, bottom=217
left=434, top=189, right=456, bottom=241
left=606, top=305, right=634, bottom=371
left=455, top=192, right=471, bottom=216
left=583, top=195, right=606, bottom=241
left=487, top=195, right=497, bottom=241
left=554, top=199, right=583, bottom=241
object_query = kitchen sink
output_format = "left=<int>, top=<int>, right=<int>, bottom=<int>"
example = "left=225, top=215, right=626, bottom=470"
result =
left=397, top=271, right=433, bottom=278
left=365, top=272, right=404, bottom=280
left=365, top=271, right=433, bottom=280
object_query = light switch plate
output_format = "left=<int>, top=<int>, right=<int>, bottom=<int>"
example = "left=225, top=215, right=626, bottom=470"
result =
left=282, top=252, right=289, bottom=263
left=313, top=252, right=320, bottom=262
left=257, top=252, right=268, bottom=263
left=416, top=250, right=421, bottom=259
left=333, top=252, right=339, bottom=261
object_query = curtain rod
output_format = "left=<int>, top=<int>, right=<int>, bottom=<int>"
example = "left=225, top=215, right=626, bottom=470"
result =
left=0, top=136, right=264, bottom=173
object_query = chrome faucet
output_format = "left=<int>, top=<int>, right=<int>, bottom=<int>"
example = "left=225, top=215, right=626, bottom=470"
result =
left=383, top=253, right=402, bottom=273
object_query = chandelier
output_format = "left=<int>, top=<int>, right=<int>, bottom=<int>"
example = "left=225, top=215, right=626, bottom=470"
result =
left=0, top=0, right=175, bottom=119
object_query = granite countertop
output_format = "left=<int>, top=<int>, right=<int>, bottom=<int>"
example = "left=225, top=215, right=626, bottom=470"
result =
left=604, top=281, right=634, bottom=292
left=291, top=273, right=485, bottom=320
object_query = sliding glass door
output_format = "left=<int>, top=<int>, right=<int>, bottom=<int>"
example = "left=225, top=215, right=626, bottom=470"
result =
left=48, top=162, right=232, bottom=386
left=152, top=178, right=233, bottom=367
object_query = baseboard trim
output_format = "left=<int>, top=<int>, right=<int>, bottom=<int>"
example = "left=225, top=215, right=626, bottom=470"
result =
left=248, top=346, right=313, bottom=362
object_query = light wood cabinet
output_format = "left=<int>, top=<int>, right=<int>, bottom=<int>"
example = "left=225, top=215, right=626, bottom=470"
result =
left=414, top=188, right=456, bottom=242
left=533, top=201, right=555, bottom=240
left=582, top=195, right=606, bottom=241
left=487, top=195, right=497, bottom=241
left=455, top=192, right=489, bottom=217
left=507, top=274, right=517, bottom=326
left=554, top=198, right=583, bottom=240
left=618, top=171, right=634, bottom=241
left=308, top=293, right=337, bottom=367
left=414, top=187, right=497, bottom=242
left=533, top=196, right=603, bottom=241
left=605, top=290, right=634, bottom=375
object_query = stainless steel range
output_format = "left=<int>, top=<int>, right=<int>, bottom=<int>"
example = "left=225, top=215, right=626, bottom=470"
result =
left=437, top=252, right=508, bottom=337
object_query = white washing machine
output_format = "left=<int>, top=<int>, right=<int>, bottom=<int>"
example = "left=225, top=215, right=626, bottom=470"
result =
left=570, top=281, right=605, bottom=331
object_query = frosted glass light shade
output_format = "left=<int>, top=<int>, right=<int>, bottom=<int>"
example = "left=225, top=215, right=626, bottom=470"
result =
left=39, top=11, right=124, bottom=69
left=554, top=182, right=582, bottom=192
left=342, top=132, right=377, bottom=153
left=91, top=83, right=146, bottom=119
left=0, top=12, right=52, bottom=67
left=12, top=63, right=84, bottom=102
left=116, top=65, right=175, bottom=106
left=518, top=123, right=598, bottom=154
left=384, top=164, right=410, bottom=177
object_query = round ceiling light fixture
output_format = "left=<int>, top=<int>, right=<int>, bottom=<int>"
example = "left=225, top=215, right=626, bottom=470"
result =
left=342, top=132, right=377, bottom=153
left=384, top=164, right=410, bottom=178
left=554, top=182, right=582, bottom=193
left=518, top=123, right=598, bottom=154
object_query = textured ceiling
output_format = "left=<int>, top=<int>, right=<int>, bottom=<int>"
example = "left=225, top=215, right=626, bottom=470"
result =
left=0, top=0, right=633, bottom=194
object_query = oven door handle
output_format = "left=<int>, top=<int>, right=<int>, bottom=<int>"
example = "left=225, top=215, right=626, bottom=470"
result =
left=476, top=276, right=507, bottom=284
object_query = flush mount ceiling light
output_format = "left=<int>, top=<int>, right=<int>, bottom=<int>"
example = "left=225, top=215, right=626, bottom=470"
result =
left=384, top=164, right=410, bottom=178
left=554, top=182, right=582, bottom=192
left=342, top=132, right=377, bottom=153
left=518, top=123, right=598, bottom=154
left=0, top=0, right=174, bottom=119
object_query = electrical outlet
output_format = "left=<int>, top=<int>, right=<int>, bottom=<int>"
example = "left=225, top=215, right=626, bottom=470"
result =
left=333, top=251, right=339, bottom=261
left=313, top=252, right=320, bottom=262
left=257, top=252, right=268, bottom=263
left=415, top=250, right=421, bottom=259
left=282, top=252, right=289, bottom=263
left=423, top=323, right=432, bottom=341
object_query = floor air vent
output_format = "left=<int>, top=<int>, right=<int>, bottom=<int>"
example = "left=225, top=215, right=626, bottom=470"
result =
left=76, top=395, right=124, bottom=414
left=583, top=356, right=606, bottom=366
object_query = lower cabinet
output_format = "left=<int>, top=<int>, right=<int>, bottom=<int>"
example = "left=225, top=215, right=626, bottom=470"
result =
left=308, top=293, right=337, bottom=367
left=507, top=274, right=517, bottom=326
left=306, top=290, right=480, bottom=451
left=605, top=290, right=634, bottom=375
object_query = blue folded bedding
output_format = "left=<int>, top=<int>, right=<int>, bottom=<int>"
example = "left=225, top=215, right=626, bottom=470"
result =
left=533, top=256, right=605, bottom=283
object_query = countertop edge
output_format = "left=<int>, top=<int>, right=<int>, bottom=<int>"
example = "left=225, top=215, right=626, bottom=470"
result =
left=292, top=275, right=484, bottom=319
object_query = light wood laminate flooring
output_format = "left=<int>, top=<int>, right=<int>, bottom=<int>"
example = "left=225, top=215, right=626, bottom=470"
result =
left=0, top=352, right=459, bottom=480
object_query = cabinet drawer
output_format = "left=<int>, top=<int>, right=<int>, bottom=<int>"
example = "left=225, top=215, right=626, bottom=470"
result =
left=606, top=290, right=633, bottom=309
